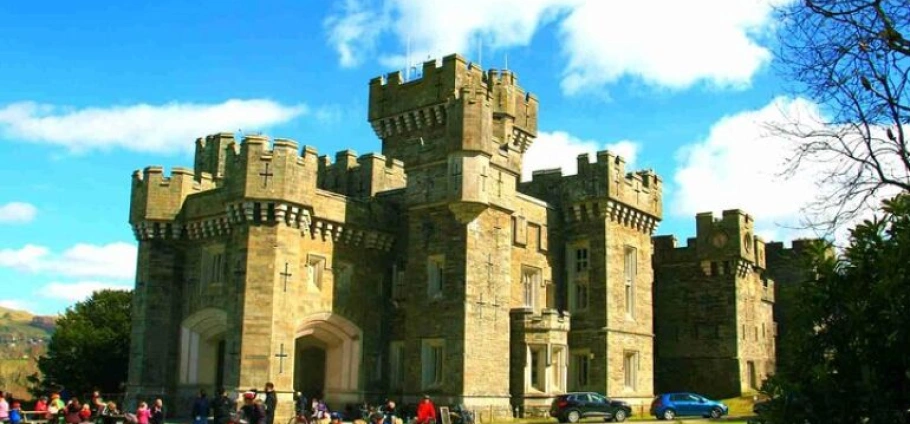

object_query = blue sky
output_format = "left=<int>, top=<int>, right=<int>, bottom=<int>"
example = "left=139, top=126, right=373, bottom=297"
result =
left=0, top=0, right=833, bottom=315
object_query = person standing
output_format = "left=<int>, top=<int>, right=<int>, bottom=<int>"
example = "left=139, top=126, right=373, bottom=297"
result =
left=136, top=402, right=151, bottom=424
left=150, top=399, right=164, bottom=424
left=240, top=392, right=266, bottom=424
left=415, top=396, right=436, bottom=424
left=192, top=390, right=211, bottom=424
left=211, top=388, right=236, bottom=424
left=8, top=401, right=21, bottom=424
left=0, top=392, right=9, bottom=423
left=263, top=383, right=277, bottom=424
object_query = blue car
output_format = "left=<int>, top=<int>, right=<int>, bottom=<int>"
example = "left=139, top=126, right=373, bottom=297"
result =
left=650, top=392, right=728, bottom=420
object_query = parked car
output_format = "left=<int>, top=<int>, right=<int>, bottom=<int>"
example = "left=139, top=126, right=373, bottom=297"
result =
left=650, top=392, right=728, bottom=420
left=549, top=392, right=632, bottom=422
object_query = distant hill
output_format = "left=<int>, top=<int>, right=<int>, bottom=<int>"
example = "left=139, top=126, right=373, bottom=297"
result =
left=0, top=306, right=55, bottom=346
left=0, top=306, right=56, bottom=397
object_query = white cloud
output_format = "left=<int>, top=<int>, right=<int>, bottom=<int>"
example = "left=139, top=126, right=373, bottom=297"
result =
left=38, top=281, right=132, bottom=302
left=523, top=130, right=639, bottom=181
left=324, top=0, right=788, bottom=94
left=670, top=96, right=905, bottom=243
left=324, top=0, right=388, bottom=68
left=0, top=202, right=37, bottom=224
left=0, top=99, right=307, bottom=154
left=0, top=242, right=136, bottom=280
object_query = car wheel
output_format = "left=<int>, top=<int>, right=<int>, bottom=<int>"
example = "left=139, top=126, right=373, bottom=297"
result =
left=613, top=410, right=627, bottom=422
left=662, top=409, right=676, bottom=420
left=710, top=407, right=722, bottom=419
left=566, top=410, right=581, bottom=423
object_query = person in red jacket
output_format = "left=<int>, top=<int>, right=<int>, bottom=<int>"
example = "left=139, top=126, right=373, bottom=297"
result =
left=415, top=396, right=436, bottom=424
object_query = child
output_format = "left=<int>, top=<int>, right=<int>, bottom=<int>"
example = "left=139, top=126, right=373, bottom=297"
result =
left=136, top=402, right=151, bottom=424
left=9, top=401, right=22, bottom=424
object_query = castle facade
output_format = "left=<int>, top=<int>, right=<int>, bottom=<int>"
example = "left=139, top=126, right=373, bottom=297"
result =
left=126, top=53, right=800, bottom=421
left=126, top=54, right=660, bottom=421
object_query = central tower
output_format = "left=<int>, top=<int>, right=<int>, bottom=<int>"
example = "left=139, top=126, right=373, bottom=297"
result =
left=368, top=54, right=542, bottom=415
left=369, top=53, right=538, bottom=218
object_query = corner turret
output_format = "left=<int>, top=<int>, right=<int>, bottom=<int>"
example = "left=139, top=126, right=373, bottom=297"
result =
left=129, top=166, right=215, bottom=239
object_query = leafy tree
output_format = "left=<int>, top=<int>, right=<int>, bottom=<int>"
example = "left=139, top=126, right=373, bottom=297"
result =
left=773, top=0, right=910, bottom=233
left=30, top=290, right=132, bottom=397
left=761, top=194, right=910, bottom=423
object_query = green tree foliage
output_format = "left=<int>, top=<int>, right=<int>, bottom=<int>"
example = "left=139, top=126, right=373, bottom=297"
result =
left=761, top=194, right=910, bottom=423
left=30, top=290, right=132, bottom=397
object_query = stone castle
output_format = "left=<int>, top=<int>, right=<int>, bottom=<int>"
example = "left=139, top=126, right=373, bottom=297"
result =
left=125, top=54, right=812, bottom=421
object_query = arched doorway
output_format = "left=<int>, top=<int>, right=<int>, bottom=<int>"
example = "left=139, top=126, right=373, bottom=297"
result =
left=179, top=308, right=228, bottom=388
left=295, top=313, right=362, bottom=405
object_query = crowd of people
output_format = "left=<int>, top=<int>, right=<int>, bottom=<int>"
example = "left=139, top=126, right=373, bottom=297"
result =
left=0, top=385, right=456, bottom=424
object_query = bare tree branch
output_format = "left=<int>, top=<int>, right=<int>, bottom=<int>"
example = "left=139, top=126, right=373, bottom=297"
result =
left=772, top=0, right=910, bottom=235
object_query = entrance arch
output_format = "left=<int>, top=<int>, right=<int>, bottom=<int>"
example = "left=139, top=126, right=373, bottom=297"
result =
left=295, top=313, right=362, bottom=404
left=179, top=308, right=228, bottom=388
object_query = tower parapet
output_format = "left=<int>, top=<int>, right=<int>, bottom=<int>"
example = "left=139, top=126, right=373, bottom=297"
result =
left=194, top=132, right=236, bottom=182
left=130, top=166, right=215, bottom=239
left=519, top=150, right=662, bottom=234
left=653, top=210, right=767, bottom=277
left=368, top=54, right=539, bottom=181
left=317, top=150, right=407, bottom=197
left=221, top=135, right=320, bottom=204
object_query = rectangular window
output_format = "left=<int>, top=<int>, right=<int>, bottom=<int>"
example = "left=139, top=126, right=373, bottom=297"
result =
left=391, top=263, right=405, bottom=300
left=546, top=281, right=556, bottom=310
left=623, top=351, right=639, bottom=391
left=307, top=255, right=326, bottom=290
left=522, top=266, right=542, bottom=310
left=421, top=339, right=445, bottom=388
left=529, top=346, right=546, bottom=391
left=575, top=248, right=589, bottom=273
left=747, top=361, right=758, bottom=389
left=624, top=246, right=637, bottom=318
left=389, top=341, right=405, bottom=389
left=200, top=249, right=225, bottom=287
left=551, top=346, right=565, bottom=391
left=427, top=255, right=445, bottom=298
left=568, top=243, right=590, bottom=312
left=570, top=352, right=590, bottom=389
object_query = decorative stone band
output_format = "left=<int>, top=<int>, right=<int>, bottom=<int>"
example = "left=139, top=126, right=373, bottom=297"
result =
left=511, top=127, right=535, bottom=153
left=510, top=308, right=571, bottom=332
left=564, top=200, right=659, bottom=234
left=310, top=218, right=395, bottom=251
left=369, top=104, right=446, bottom=138
left=698, top=258, right=759, bottom=279
left=132, top=220, right=182, bottom=240
left=132, top=201, right=395, bottom=251
left=185, top=217, right=232, bottom=239
left=225, top=201, right=312, bottom=231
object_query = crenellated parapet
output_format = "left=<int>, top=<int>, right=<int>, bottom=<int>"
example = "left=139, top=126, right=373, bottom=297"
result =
left=130, top=166, right=216, bottom=239
left=519, top=150, right=662, bottom=234
left=129, top=133, right=401, bottom=250
left=317, top=149, right=407, bottom=197
left=653, top=210, right=769, bottom=277
left=222, top=135, right=320, bottom=202
left=368, top=54, right=539, bottom=180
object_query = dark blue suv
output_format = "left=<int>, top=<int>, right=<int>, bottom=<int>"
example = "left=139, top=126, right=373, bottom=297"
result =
left=650, top=392, right=728, bottom=420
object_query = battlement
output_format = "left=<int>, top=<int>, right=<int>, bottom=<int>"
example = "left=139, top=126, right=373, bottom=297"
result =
left=317, top=149, right=407, bottom=197
left=521, top=150, right=662, bottom=219
left=654, top=209, right=767, bottom=269
left=510, top=308, right=571, bottom=332
left=130, top=166, right=216, bottom=224
left=368, top=54, right=538, bottom=150
left=765, top=238, right=823, bottom=257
